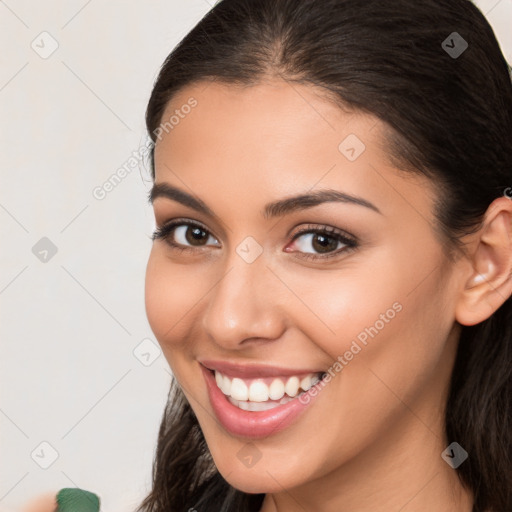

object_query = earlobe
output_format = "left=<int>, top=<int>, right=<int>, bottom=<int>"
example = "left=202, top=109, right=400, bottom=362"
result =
left=455, top=196, right=512, bottom=327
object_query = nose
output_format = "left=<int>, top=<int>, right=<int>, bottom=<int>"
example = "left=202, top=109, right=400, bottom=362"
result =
left=201, top=250, right=287, bottom=350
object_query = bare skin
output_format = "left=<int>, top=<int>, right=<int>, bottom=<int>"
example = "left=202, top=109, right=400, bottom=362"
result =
left=21, top=79, right=512, bottom=512
left=144, top=78, right=512, bottom=512
left=20, top=493, right=56, bottom=512
left=125, top=75, right=512, bottom=512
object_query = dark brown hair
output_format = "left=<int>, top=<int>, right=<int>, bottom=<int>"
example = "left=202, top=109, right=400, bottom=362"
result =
left=137, top=1, right=512, bottom=510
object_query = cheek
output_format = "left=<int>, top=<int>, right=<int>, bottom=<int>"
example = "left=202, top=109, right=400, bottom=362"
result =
left=277, top=251, right=406, bottom=360
left=144, top=249, right=200, bottom=348
left=144, top=251, right=168, bottom=339
left=292, top=242, right=453, bottom=394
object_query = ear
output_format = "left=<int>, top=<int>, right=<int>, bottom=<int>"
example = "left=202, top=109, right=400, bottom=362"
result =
left=455, top=195, right=512, bottom=326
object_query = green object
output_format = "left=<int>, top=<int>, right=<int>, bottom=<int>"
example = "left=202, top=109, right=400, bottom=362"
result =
left=56, top=488, right=100, bottom=512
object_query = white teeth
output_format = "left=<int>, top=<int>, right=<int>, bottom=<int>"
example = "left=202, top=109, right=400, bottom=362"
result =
left=300, top=375, right=312, bottom=391
left=230, top=378, right=248, bottom=401
left=284, top=376, right=300, bottom=397
left=268, top=379, right=285, bottom=400
left=228, top=393, right=299, bottom=411
left=220, top=374, right=231, bottom=396
left=213, top=370, right=323, bottom=406
left=248, top=380, right=269, bottom=402
left=215, top=371, right=224, bottom=389
left=233, top=398, right=251, bottom=411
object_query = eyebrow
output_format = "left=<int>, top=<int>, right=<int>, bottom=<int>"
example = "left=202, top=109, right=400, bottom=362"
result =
left=148, top=182, right=382, bottom=219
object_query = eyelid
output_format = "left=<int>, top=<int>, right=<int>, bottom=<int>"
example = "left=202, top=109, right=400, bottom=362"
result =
left=289, top=223, right=357, bottom=243
left=153, top=204, right=229, bottom=238
left=152, top=219, right=358, bottom=260
left=286, top=224, right=358, bottom=260
left=152, top=217, right=219, bottom=244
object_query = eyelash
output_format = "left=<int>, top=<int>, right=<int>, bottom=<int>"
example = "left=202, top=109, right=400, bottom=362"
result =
left=151, top=218, right=358, bottom=261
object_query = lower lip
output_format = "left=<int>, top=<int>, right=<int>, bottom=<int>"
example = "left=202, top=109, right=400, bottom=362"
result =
left=200, top=364, right=323, bottom=439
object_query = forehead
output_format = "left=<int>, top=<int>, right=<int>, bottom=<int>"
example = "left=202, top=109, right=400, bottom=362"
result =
left=156, top=79, right=377, bottom=157
left=155, top=79, right=382, bottom=177
left=153, top=79, right=436, bottom=225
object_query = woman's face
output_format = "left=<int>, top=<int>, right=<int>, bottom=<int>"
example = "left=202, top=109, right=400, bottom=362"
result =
left=145, top=79, right=465, bottom=495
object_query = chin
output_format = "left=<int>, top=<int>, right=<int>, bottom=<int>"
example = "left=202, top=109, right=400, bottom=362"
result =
left=221, top=469, right=292, bottom=495
left=208, top=447, right=310, bottom=495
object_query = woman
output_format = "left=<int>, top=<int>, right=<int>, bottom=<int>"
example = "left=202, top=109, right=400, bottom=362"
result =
left=139, top=0, right=512, bottom=510
left=26, top=0, right=512, bottom=510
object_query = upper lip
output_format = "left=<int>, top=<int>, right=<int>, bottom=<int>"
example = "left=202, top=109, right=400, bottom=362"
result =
left=199, top=359, right=324, bottom=379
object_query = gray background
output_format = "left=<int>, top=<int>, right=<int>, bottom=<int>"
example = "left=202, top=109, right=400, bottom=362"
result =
left=1, top=1, right=511, bottom=511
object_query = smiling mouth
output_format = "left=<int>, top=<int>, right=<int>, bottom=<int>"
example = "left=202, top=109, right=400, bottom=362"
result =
left=200, top=363, right=330, bottom=438
left=209, top=368, right=328, bottom=412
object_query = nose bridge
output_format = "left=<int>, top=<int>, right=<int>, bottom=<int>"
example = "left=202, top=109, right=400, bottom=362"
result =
left=201, top=242, right=285, bottom=347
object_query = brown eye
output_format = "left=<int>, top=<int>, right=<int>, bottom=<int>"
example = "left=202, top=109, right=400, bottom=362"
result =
left=152, top=219, right=357, bottom=261
left=181, top=225, right=210, bottom=246
left=288, top=225, right=358, bottom=260
left=309, top=233, right=340, bottom=253
left=152, top=220, right=219, bottom=251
